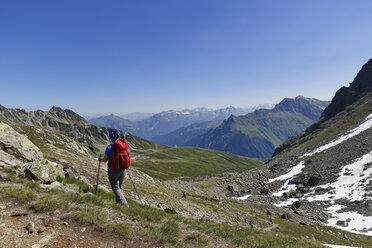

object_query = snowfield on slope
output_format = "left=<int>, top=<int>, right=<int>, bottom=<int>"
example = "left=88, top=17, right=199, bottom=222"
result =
left=267, top=114, right=372, bottom=236
left=302, top=113, right=372, bottom=157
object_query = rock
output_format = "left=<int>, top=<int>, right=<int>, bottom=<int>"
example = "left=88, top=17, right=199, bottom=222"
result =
left=37, top=226, right=46, bottom=233
left=26, top=221, right=35, bottom=234
left=281, top=213, right=289, bottom=220
left=336, top=220, right=349, bottom=227
left=226, top=185, right=238, bottom=194
left=292, top=200, right=302, bottom=209
left=306, top=175, right=322, bottom=187
left=77, top=175, right=91, bottom=186
left=281, top=213, right=293, bottom=220
left=260, top=188, right=269, bottom=195
left=63, top=168, right=74, bottom=178
left=295, top=192, right=302, bottom=198
left=0, top=123, right=43, bottom=162
left=24, top=160, right=64, bottom=183
left=63, top=184, right=80, bottom=193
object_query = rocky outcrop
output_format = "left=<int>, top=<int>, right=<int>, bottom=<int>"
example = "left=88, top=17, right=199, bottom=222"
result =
left=0, top=122, right=42, bottom=162
left=321, top=59, right=372, bottom=122
left=24, top=159, right=64, bottom=183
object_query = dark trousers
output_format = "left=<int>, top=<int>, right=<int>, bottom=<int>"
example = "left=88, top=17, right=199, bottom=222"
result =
left=108, top=168, right=129, bottom=207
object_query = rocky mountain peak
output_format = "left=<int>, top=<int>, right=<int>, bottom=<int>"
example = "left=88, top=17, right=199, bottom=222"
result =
left=321, top=58, right=372, bottom=122
left=49, top=106, right=87, bottom=124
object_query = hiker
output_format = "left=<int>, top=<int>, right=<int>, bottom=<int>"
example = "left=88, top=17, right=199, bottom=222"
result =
left=99, top=130, right=130, bottom=207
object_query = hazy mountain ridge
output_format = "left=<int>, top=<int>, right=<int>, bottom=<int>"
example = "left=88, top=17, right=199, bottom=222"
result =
left=187, top=96, right=329, bottom=160
left=89, top=114, right=136, bottom=134
left=87, top=104, right=274, bottom=140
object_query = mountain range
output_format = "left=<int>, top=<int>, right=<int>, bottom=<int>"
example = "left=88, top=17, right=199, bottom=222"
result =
left=154, top=96, right=329, bottom=160
left=88, top=104, right=274, bottom=140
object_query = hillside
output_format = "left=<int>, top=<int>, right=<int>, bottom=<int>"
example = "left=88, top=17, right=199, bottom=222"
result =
left=0, top=105, right=263, bottom=181
left=1, top=106, right=371, bottom=247
left=187, top=96, right=329, bottom=160
left=221, top=58, right=372, bottom=237
left=151, top=120, right=223, bottom=146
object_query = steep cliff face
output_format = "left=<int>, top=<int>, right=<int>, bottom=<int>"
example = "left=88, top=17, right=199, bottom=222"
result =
left=321, top=59, right=372, bottom=122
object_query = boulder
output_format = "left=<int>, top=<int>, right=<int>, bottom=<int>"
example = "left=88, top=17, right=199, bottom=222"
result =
left=292, top=200, right=302, bottom=209
left=336, top=220, right=349, bottom=227
left=0, top=123, right=42, bottom=162
left=24, top=159, right=64, bottom=183
left=63, top=167, right=74, bottom=178
left=306, top=174, right=322, bottom=187
left=260, top=188, right=269, bottom=195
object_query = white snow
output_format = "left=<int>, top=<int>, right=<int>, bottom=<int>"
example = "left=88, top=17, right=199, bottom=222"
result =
left=274, top=197, right=297, bottom=207
left=323, top=244, right=360, bottom=248
left=228, top=193, right=252, bottom=200
left=272, top=183, right=297, bottom=197
left=268, top=161, right=306, bottom=206
left=302, top=113, right=372, bottom=157
left=302, top=151, right=372, bottom=236
left=268, top=161, right=306, bottom=183
left=305, top=151, right=372, bottom=203
left=327, top=210, right=372, bottom=236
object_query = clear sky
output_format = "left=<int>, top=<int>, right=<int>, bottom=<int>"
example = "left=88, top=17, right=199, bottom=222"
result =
left=1, top=0, right=372, bottom=115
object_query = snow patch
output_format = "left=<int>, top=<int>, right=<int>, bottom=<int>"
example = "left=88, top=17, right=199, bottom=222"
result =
left=272, top=182, right=297, bottom=197
left=227, top=193, right=252, bottom=200
left=302, top=113, right=372, bottom=157
left=327, top=209, right=372, bottom=236
left=274, top=197, right=297, bottom=207
left=268, top=161, right=305, bottom=183
left=323, top=244, right=360, bottom=248
left=305, top=151, right=372, bottom=203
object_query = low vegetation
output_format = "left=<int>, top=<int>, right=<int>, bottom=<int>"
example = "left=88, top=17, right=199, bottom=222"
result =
left=1, top=175, right=371, bottom=248
left=133, top=146, right=263, bottom=180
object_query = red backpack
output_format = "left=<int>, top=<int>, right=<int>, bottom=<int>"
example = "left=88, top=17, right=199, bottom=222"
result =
left=110, top=139, right=131, bottom=169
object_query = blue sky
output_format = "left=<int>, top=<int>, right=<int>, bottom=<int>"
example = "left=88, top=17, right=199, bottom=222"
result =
left=1, top=0, right=372, bottom=115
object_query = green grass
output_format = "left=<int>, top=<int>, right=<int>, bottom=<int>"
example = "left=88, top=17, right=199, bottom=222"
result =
left=2, top=177, right=372, bottom=248
left=184, top=233, right=209, bottom=247
left=76, top=208, right=109, bottom=227
left=32, top=193, right=69, bottom=212
left=142, top=219, right=181, bottom=245
left=133, top=146, right=263, bottom=181
left=0, top=186, right=37, bottom=202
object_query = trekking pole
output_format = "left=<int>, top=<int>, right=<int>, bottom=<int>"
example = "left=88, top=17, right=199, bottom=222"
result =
left=95, top=154, right=102, bottom=194
left=127, top=169, right=145, bottom=207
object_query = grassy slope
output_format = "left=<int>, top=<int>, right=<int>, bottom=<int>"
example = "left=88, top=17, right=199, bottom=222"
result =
left=133, top=146, right=263, bottom=181
left=16, top=124, right=263, bottom=181
left=1, top=175, right=371, bottom=248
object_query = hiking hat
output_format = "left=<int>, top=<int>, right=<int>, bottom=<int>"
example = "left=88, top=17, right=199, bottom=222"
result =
left=110, top=131, right=117, bottom=141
